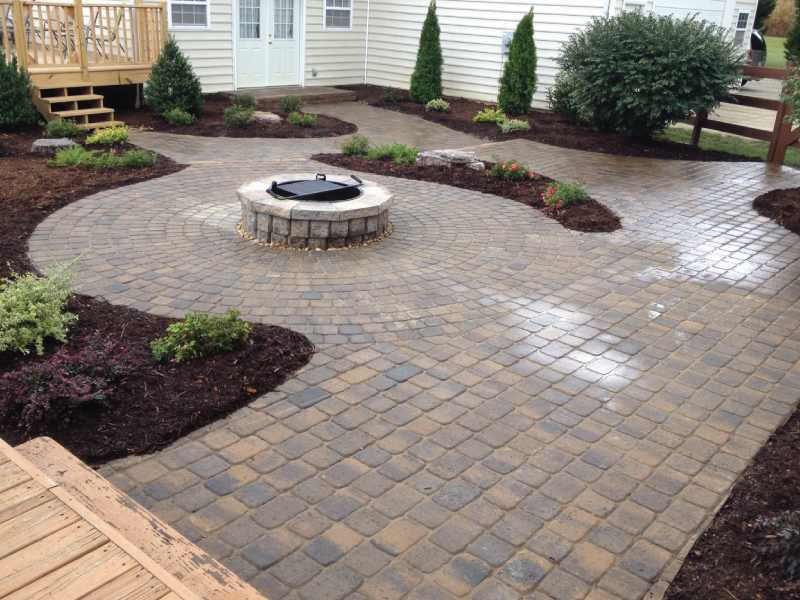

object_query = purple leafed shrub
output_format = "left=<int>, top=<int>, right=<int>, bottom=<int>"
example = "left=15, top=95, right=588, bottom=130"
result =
left=0, top=332, right=136, bottom=437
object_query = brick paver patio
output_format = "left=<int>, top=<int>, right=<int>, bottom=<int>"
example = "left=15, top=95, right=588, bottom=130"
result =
left=28, top=104, right=800, bottom=600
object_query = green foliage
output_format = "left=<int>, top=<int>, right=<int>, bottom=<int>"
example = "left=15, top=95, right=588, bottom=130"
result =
left=541, top=180, right=588, bottom=211
left=278, top=95, right=304, bottom=114
left=0, top=48, right=40, bottom=130
left=335, top=134, right=371, bottom=156
left=144, top=35, right=204, bottom=116
left=782, top=67, right=800, bottom=125
left=754, top=510, right=800, bottom=581
left=498, top=8, right=538, bottom=114
left=425, top=98, right=450, bottom=112
left=48, top=145, right=156, bottom=169
left=757, top=0, right=778, bottom=29
left=85, top=125, right=129, bottom=145
left=380, top=87, right=402, bottom=103
left=48, top=144, right=92, bottom=167
left=366, top=141, right=420, bottom=164
left=120, top=149, right=157, bottom=168
left=787, top=0, right=800, bottom=62
left=489, top=156, right=537, bottom=181
left=287, top=112, right=318, bottom=127
left=0, top=256, right=83, bottom=355
left=409, top=0, right=443, bottom=103
left=223, top=106, right=254, bottom=127
left=44, top=119, right=83, bottom=138
left=499, top=119, right=531, bottom=133
left=232, top=94, right=258, bottom=111
left=164, top=108, right=195, bottom=126
left=473, top=108, right=507, bottom=123
left=557, top=11, right=744, bottom=138
left=151, top=309, right=252, bottom=362
left=546, top=72, right=584, bottom=124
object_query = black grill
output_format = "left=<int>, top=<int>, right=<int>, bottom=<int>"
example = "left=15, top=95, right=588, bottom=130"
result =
left=268, top=174, right=363, bottom=202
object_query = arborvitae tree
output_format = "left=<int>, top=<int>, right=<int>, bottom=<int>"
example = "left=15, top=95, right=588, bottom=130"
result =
left=409, top=1, right=443, bottom=103
left=144, top=35, right=204, bottom=116
left=785, top=0, right=800, bottom=63
left=498, top=8, right=537, bottom=114
left=755, top=0, right=777, bottom=30
left=0, top=49, right=40, bottom=130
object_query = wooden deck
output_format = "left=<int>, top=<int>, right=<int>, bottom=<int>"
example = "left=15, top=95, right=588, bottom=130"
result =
left=0, top=437, right=204, bottom=600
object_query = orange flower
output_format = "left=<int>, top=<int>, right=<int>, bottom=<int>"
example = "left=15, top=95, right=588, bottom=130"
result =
left=511, top=164, right=518, bottom=170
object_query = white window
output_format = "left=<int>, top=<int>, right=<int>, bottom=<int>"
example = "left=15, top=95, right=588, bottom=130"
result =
left=324, top=0, right=351, bottom=29
left=170, top=0, right=208, bottom=28
left=734, top=10, right=749, bottom=46
left=622, top=0, right=646, bottom=12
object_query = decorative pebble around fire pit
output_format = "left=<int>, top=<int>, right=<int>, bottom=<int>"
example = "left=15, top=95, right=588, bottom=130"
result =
left=238, top=173, right=392, bottom=250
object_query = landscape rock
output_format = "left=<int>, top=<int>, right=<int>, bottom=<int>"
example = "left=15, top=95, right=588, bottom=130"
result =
left=416, top=149, right=484, bottom=171
left=31, top=138, right=74, bottom=155
left=251, top=111, right=282, bottom=124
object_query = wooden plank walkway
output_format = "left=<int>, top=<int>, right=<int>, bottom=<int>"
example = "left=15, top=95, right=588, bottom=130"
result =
left=0, top=437, right=203, bottom=600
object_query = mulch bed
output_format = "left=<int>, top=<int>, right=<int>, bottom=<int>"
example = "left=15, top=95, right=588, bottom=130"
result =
left=109, top=91, right=357, bottom=138
left=0, top=128, right=314, bottom=465
left=338, top=84, right=757, bottom=162
left=312, top=153, right=621, bottom=233
left=665, top=407, right=800, bottom=599
left=753, top=188, right=800, bottom=235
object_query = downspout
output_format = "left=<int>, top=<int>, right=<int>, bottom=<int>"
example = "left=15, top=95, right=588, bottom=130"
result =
left=364, top=0, right=370, bottom=83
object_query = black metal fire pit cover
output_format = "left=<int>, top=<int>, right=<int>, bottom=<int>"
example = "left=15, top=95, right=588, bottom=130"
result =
left=268, top=173, right=363, bottom=202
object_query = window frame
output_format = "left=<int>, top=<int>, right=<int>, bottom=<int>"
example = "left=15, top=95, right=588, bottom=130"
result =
left=323, top=0, right=352, bottom=31
left=734, top=10, right=750, bottom=46
left=168, top=0, right=210, bottom=30
left=622, top=0, right=646, bottom=12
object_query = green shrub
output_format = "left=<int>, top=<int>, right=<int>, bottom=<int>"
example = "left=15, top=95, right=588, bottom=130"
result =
left=48, top=144, right=91, bottom=167
left=473, top=108, right=507, bottom=123
left=546, top=72, right=584, bottom=124
left=287, top=111, right=318, bottom=127
left=0, top=256, right=83, bottom=355
left=489, top=157, right=537, bottom=181
left=787, top=0, right=800, bottom=62
left=366, top=141, right=420, bottom=164
left=556, top=11, right=743, bottom=138
left=145, top=35, right=204, bottom=116
left=44, top=118, right=83, bottom=138
left=278, top=94, right=303, bottom=114
left=425, top=98, right=450, bottom=112
left=232, top=94, right=258, bottom=111
left=0, top=48, right=39, bottom=131
left=335, top=134, right=371, bottom=156
left=754, top=510, right=800, bottom=582
left=541, top=180, right=588, bottom=211
left=151, top=309, right=252, bottom=362
left=380, top=87, right=402, bottom=103
left=223, top=106, right=254, bottom=127
left=498, top=8, right=538, bottom=114
left=49, top=146, right=156, bottom=169
left=409, top=0, right=443, bottom=103
left=120, top=149, right=157, bottom=168
left=85, top=125, right=129, bottom=145
left=164, top=108, right=195, bottom=126
left=783, top=67, right=800, bottom=125
left=499, top=119, right=531, bottom=133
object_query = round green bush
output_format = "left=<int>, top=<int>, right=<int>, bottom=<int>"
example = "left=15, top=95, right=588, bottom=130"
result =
left=144, top=35, right=204, bottom=117
left=555, top=11, right=743, bottom=138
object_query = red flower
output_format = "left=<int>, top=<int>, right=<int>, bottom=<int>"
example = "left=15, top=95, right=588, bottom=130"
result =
left=511, top=164, right=517, bottom=170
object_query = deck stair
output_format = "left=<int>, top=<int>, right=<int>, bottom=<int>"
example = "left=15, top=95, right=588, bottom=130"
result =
left=33, top=84, right=124, bottom=129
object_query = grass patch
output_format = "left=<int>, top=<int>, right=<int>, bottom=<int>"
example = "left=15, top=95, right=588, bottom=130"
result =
left=660, top=125, right=800, bottom=168
left=765, top=37, right=788, bottom=69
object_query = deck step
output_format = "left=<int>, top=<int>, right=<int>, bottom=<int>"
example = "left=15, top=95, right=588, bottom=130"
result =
left=52, top=107, right=115, bottom=118
left=39, top=94, right=105, bottom=104
left=33, top=83, right=124, bottom=128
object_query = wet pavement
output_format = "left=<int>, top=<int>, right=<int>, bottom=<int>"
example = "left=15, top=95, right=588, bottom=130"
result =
left=28, top=103, right=800, bottom=600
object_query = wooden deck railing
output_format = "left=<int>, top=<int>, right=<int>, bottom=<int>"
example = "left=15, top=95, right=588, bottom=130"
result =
left=1, top=0, right=166, bottom=76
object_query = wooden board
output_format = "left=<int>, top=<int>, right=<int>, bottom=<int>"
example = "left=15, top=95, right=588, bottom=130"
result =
left=0, top=498, right=81, bottom=560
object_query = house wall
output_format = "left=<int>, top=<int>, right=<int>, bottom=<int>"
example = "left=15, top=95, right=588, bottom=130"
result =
left=304, top=0, right=368, bottom=86
left=169, top=0, right=235, bottom=92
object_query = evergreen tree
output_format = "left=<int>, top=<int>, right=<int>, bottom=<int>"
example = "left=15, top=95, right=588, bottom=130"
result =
left=498, top=8, right=537, bottom=114
left=144, top=35, right=204, bottom=116
left=755, top=0, right=777, bottom=30
left=785, top=0, right=800, bottom=63
left=409, top=1, right=443, bottom=104
left=0, top=49, right=40, bottom=131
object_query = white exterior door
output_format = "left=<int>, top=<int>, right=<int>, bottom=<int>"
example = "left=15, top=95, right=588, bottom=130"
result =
left=236, top=0, right=298, bottom=88
left=237, top=0, right=267, bottom=87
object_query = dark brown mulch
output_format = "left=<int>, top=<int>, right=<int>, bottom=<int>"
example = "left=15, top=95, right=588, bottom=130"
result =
left=753, top=188, right=800, bottom=235
left=338, top=84, right=757, bottom=163
left=108, top=91, right=357, bottom=138
left=666, top=407, right=800, bottom=600
left=312, top=153, right=621, bottom=233
left=0, top=128, right=314, bottom=465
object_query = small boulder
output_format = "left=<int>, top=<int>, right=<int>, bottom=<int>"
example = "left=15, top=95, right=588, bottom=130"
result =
left=416, top=149, right=484, bottom=170
left=31, top=138, right=74, bottom=155
left=251, top=111, right=282, bottom=124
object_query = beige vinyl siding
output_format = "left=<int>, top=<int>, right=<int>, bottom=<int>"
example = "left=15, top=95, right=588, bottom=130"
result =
left=364, top=0, right=607, bottom=108
left=170, top=0, right=234, bottom=92
left=304, top=1, right=368, bottom=87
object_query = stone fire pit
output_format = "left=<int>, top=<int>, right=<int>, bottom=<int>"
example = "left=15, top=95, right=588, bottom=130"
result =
left=238, top=174, right=392, bottom=250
